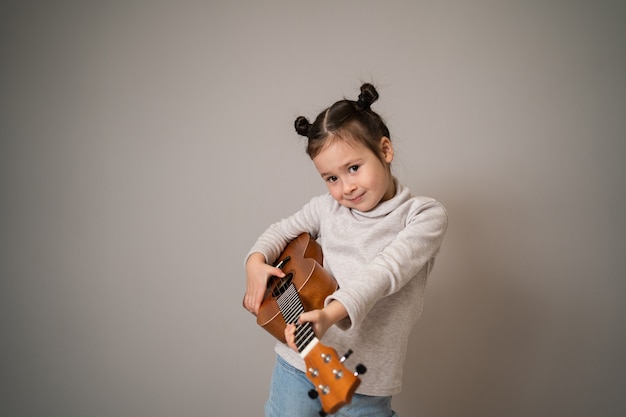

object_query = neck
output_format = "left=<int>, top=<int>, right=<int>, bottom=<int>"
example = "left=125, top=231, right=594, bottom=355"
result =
left=276, top=283, right=317, bottom=353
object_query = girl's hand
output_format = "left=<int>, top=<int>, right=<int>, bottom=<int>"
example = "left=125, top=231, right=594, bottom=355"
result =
left=243, top=252, right=285, bottom=316
left=284, top=301, right=348, bottom=352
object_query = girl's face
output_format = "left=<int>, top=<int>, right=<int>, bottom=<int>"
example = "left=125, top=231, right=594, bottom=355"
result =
left=313, top=136, right=395, bottom=212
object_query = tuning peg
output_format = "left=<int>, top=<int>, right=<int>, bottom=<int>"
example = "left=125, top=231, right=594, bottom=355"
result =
left=355, top=364, right=367, bottom=375
left=308, top=389, right=319, bottom=399
left=340, top=349, right=353, bottom=362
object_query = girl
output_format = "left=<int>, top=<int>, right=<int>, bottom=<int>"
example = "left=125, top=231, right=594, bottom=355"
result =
left=243, top=83, right=448, bottom=417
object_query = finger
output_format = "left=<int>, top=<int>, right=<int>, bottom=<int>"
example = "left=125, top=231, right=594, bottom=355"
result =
left=285, top=323, right=297, bottom=350
left=243, top=293, right=260, bottom=315
left=284, top=324, right=291, bottom=344
left=298, top=311, right=313, bottom=324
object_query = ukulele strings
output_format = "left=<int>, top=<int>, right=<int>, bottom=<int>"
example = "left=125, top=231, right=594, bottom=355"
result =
left=276, top=284, right=316, bottom=352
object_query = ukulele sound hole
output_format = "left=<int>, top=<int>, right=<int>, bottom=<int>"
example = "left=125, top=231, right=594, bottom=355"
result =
left=272, top=272, right=294, bottom=298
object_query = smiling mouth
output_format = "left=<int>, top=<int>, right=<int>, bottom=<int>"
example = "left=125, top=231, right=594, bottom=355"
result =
left=348, top=193, right=365, bottom=203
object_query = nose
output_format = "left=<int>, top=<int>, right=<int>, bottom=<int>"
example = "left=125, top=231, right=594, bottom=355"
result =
left=343, top=179, right=357, bottom=195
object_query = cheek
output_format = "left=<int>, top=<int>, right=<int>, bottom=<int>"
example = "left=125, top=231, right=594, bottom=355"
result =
left=327, top=185, right=343, bottom=201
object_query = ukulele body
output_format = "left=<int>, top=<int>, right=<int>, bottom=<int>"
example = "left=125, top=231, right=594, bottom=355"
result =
left=256, top=233, right=338, bottom=343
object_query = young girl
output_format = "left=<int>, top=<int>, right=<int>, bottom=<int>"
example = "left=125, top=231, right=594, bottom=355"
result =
left=243, top=83, right=448, bottom=417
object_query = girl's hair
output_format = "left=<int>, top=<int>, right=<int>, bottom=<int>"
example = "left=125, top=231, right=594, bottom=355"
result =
left=294, top=83, right=391, bottom=161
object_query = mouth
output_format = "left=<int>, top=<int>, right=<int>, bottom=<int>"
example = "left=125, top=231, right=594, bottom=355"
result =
left=347, top=193, right=365, bottom=203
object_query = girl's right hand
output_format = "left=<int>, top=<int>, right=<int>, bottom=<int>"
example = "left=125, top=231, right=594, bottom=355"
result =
left=243, top=252, right=286, bottom=316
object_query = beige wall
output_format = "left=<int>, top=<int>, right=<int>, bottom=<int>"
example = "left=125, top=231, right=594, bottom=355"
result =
left=2, top=1, right=625, bottom=416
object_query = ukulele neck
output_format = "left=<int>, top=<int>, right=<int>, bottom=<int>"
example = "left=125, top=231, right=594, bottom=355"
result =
left=276, top=283, right=318, bottom=355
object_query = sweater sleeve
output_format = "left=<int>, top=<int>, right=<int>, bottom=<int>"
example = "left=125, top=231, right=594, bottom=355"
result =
left=327, top=199, right=448, bottom=329
left=244, top=195, right=328, bottom=265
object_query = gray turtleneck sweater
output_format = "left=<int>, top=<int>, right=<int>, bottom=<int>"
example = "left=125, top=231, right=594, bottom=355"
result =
left=247, top=180, right=448, bottom=396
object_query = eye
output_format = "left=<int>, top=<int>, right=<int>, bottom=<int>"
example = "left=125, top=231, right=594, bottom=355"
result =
left=348, top=165, right=359, bottom=173
left=326, top=175, right=338, bottom=183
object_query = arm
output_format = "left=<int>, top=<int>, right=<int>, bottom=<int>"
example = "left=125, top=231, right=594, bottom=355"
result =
left=242, top=195, right=328, bottom=315
left=329, top=200, right=448, bottom=329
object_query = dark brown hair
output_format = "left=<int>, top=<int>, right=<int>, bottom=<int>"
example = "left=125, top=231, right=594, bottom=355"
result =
left=294, top=83, right=391, bottom=162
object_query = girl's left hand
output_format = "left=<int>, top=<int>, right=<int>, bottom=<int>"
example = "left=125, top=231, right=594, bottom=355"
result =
left=284, top=301, right=348, bottom=352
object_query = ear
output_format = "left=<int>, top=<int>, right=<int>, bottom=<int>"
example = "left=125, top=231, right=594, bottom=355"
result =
left=379, top=137, right=394, bottom=163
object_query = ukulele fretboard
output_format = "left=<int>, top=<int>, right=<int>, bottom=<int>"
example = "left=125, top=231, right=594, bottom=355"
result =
left=276, top=283, right=316, bottom=353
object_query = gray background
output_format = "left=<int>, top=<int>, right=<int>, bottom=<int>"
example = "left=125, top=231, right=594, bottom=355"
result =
left=2, top=1, right=625, bottom=416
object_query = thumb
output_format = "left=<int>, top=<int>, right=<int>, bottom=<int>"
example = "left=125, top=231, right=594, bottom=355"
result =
left=298, top=310, right=315, bottom=324
left=270, top=266, right=286, bottom=277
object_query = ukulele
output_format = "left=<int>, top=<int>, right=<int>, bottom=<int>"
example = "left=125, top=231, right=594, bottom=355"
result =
left=255, top=233, right=365, bottom=415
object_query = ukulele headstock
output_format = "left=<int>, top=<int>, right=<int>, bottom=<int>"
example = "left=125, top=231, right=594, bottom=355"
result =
left=303, top=341, right=363, bottom=415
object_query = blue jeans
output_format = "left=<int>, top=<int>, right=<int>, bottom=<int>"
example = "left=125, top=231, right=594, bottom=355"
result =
left=265, top=355, right=398, bottom=417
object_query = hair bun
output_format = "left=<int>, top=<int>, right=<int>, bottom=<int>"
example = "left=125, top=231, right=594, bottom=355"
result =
left=356, top=83, right=379, bottom=110
left=294, top=116, right=312, bottom=137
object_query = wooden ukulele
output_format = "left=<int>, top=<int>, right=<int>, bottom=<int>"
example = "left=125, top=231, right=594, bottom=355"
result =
left=255, top=233, right=365, bottom=415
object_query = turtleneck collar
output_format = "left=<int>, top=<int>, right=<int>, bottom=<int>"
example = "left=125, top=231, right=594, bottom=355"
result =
left=351, top=178, right=410, bottom=219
